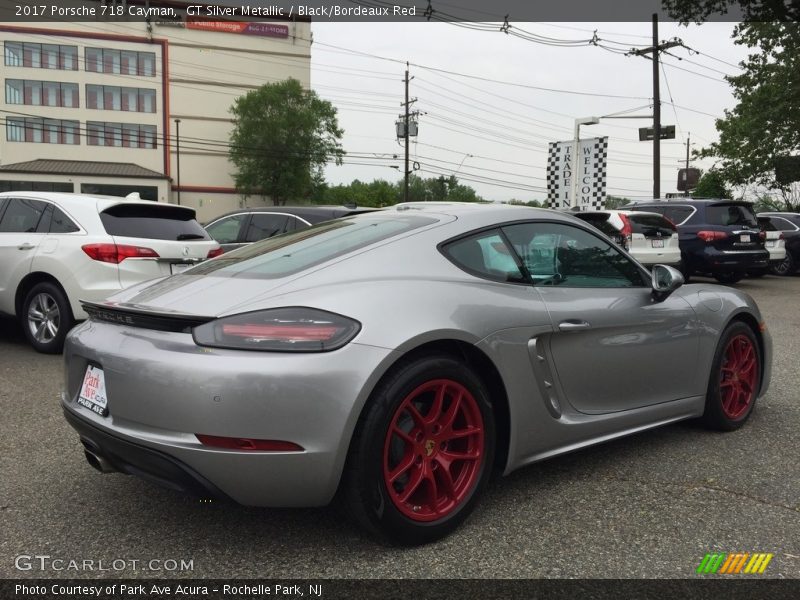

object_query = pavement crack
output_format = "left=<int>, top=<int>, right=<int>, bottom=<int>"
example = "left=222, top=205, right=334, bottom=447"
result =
left=603, top=472, right=800, bottom=514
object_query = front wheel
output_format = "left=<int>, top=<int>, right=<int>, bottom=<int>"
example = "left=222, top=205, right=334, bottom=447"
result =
left=21, top=282, right=74, bottom=354
left=702, top=322, right=761, bottom=431
left=342, top=355, right=495, bottom=545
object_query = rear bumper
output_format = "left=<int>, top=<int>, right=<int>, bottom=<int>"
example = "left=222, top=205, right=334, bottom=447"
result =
left=64, top=407, right=231, bottom=500
left=688, top=247, right=769, bottom=273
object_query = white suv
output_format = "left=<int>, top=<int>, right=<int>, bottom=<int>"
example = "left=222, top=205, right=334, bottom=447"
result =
left=0, top=192, right=221, bottom=353
left=574, top=209, right=681, bottom=268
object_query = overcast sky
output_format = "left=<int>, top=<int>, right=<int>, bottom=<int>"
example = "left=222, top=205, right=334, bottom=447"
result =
left=309, top=21, right=748, bottom=202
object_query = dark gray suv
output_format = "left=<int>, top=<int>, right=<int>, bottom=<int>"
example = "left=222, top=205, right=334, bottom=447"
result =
left=627, top=199, right=768, bottom=284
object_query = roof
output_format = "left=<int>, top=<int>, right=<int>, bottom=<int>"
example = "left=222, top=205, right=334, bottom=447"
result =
left=0, top=160, right=168, bottom=180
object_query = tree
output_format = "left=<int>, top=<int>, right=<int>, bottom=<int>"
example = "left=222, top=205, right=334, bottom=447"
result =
left=663, top=3, right=800, bottom=210
left=692, top=170, right=732, bottom=199
left=229, top=79, right=344, bottom=205
left=604, top=195, right=631, bottom=209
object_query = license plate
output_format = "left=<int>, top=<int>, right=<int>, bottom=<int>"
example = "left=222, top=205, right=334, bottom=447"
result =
left=740, top=234, right=751, bottom=242
left=77, top=365, right=108, bottom=416
left=651, top=239, right=664, bottom=248
left=765, top=240, right=775, bottom=247
left=170, top=263, right=192, bottom=275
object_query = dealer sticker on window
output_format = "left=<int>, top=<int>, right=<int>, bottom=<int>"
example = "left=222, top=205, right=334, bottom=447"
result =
left=77, top=365, right=108, bottom=416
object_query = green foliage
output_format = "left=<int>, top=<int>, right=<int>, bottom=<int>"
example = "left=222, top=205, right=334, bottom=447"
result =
left=229, top=79, right=344, bottom=205
left=662, top=2, right=800, bottom=210
left=603, top=195, right=631, bottom=209
left=315, top=175, right=485, bottom=206
left=692, top=170, right=732, bottom=199
left=507, top=199, right=542, bottom=207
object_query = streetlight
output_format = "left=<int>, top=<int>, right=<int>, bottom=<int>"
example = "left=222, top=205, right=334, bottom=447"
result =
left=174, top=118, right=181, bottom=205
left=571, top=116, right=599, bottom=210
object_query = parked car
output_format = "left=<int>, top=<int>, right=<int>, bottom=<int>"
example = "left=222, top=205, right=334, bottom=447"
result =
left=572, top=209, right=681, bottom=268
left=0, top=192, right=220, bottom=353
left=757, top=212, right=800, bottom=276
left=62, top=203, right=771, bottom=545
left=748, top=216, right=787, bottom=277
left=204, top=205, right=378, bottom=252
left=627, top=199, right=768, bottom=284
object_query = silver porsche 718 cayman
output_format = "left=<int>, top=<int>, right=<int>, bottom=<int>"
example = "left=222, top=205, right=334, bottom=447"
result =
left=62, top=203, right=771, bottom=545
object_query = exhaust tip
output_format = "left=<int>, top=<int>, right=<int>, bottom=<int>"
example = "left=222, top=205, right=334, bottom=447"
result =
left=83, top=449, right=116, bottom=474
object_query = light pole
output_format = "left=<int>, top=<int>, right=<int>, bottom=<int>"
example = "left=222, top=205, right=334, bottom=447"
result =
left=174, top=118, right=181, bottom=205
left=570, top=117, right=599, bottom=210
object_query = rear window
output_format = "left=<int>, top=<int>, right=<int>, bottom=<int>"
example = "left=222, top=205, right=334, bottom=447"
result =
left=100, top=204, right=210, bottom=241
left=630, top=204, right=694, bottom=225
left=758, top=217, right=777, bottom=232
left=706, top=203, right=758, bottom=227
left=574, top=213, right=620, bottom=237
left=628, top=213, right=675, bottom=237
left=188, top=215, right=436, bottom=279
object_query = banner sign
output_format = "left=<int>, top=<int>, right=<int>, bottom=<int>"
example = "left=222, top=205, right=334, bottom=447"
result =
left=546, top=137, right=608, bottom=210
left=186, top=19, right=289, bottom=38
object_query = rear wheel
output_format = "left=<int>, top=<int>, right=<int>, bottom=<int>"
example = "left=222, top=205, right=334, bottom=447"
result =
left=713, top=271, right=744, bottom=285
left=21, top=282, right=74, bottom=354
left=342, top=355, right=495, bottom=545
left=770, top=253, right=795, bottom=276
left=702, top=322, right=761, bottom=431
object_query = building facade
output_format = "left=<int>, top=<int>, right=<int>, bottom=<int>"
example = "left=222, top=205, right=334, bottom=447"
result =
left=0, top=2, right=311, bottom=221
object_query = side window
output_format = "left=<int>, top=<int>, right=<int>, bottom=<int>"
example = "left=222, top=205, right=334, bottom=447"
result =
left=442, top=230, right=526, bottom=283
left=0, top=198, right=48, bottom=232
left=502, top=222, right=647, bottom=288
left=36, top=204, right=53, bottom=232
left=245, top=213, right=289, bottom=243
left=50, top=206, right=80, bottom=233
left=770, top=217, right=798, bottom=232
left=664, top=206, right=694, bottom=225
left=284, top=216, right=308, bottom=233
left=205, top=214, right=246, bottom=244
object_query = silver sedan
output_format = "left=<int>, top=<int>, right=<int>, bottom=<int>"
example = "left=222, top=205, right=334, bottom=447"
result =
left=62, top=203, right=771, bottom=545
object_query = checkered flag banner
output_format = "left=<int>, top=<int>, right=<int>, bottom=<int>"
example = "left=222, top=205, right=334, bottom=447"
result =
left=546, top=136, right=608, bottom=210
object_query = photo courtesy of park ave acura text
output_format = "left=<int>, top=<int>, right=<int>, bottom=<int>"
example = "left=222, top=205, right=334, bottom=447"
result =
left=0, top=0, right=797, bottom=598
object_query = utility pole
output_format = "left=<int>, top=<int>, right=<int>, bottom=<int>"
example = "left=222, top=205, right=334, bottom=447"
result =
left=631, top=14, right=682, bottom=199
left=404, top=65, right=410, bottom=202
left=174, top=118, right=181, bottom=205
left=685, top=132, right=691, bottom=171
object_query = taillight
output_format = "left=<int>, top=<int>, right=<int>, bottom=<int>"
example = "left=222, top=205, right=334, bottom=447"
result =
left=82, top=243, right=159, bottom=264
left=196, top=434, right=303, bottom=452
left=696, top=231, right=728, bottom=243
left=758, top=231, right=766, bottom=240
left=619, top=213, right=633, bottom=241
left=192, top=307, right=361, bottom=352
left=207, top=247, right=224, bottom=259
left=779, top=233, right=785, bottom=240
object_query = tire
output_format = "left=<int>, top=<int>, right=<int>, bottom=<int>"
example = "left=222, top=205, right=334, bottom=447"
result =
left=713, top=271, right=744, bottom=285
left=21, top=282, right=74, bottom=354
left=341, top=354, right=496, bottom=545
left=702, top=321, right=761, bottom=431
left=770, top=252, right=795, bottom=276
left=677, top=260, right=692, bottom=283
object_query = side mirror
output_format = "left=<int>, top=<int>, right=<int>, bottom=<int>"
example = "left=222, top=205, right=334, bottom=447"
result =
left=651, top=264, right=684, bottom=302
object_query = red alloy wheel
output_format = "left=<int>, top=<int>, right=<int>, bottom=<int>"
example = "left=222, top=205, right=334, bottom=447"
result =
left=382, top=379, right=484, bottom=522
left=719, top=334, right=759, bottom=420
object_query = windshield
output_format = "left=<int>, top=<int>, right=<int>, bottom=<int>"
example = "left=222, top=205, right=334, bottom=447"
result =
left=188, top=215, right=436, bottom=279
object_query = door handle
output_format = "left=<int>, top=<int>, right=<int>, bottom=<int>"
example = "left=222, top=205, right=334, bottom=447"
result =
left=558, top=320, right=591, bottom=331
left=17, top=243, right=35, bottom=251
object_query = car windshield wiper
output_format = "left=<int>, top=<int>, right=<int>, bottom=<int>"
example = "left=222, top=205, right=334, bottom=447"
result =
left=176, top=234, right=206, bottom=240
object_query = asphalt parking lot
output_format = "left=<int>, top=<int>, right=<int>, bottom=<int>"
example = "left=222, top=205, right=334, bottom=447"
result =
left=1, top=275, right=798, bottom=580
